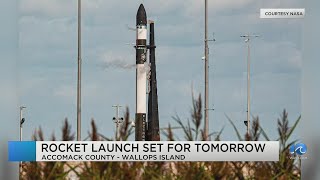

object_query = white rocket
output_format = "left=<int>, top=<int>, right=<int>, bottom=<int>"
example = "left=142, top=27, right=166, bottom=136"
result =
left=135, top=4, right=147, bottom=141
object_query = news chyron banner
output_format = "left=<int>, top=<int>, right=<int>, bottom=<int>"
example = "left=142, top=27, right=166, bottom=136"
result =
left=8, top=141, right=279, bottom=162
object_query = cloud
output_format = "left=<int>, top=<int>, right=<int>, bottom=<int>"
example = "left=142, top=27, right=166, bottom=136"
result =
left=99, top=51, right=135, bottom=70
left=253, top=41, right=302, bottom=73
left=185, top=0, right=255, bottom=17
left=53, top=82, right=112, bottom=105
left=17, top=0, right=302, bottom=141
left=54, top=85, right=75, bottom=98
left=20, top=0, right=76, bottom=18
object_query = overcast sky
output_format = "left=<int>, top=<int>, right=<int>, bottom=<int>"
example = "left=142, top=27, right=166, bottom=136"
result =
left=3, top=0, right=320, bottom=179
left=13, top=0, right=304, bottom=141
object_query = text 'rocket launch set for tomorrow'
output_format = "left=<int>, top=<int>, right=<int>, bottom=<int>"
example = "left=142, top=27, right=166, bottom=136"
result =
left=135, top=4, right=160, bottom=141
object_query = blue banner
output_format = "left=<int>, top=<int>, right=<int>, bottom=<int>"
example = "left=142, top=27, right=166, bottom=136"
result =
left=8, top=141, right=36, bottom=161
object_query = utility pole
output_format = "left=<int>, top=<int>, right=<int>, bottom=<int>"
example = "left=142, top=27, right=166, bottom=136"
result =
left=112, top=105, right=124, bottom=140
left=77, top=0, right=82, bottom=141
left=240, top=34, right=259, bottom=135
left=204, top=0, right=209, bottom=140
left=19, top=106, right=26, bottom=177
left=204, top=0, right=215, bottom=140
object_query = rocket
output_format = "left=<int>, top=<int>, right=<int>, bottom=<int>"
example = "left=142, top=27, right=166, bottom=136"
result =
left=135, top=4, right=160, bottom=141
left=135, top=4, right=147, bottom=141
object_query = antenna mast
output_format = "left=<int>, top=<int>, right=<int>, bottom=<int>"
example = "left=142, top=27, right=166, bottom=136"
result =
left=240, top=34, right=259, bottom=135
left=77, top=0, right=82, bottom=141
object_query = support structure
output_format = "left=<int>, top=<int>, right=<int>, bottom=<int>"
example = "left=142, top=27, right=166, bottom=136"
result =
left=146, top=21, right=160, bottom=141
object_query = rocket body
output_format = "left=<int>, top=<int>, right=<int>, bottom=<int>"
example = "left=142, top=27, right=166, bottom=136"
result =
left=135, top=4, right=147, bottom=141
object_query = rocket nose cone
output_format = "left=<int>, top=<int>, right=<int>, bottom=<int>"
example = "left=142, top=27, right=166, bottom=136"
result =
left=136, top=4, right=147, bottom=25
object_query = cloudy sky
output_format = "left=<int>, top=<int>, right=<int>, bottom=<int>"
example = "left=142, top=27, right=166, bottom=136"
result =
left=14, top=0, right=304, bottom=141
left=3, top=0, right=320, bottom=179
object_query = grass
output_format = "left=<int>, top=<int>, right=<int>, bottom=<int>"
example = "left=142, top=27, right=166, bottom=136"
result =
left=20, top=94, right=302, bottom=179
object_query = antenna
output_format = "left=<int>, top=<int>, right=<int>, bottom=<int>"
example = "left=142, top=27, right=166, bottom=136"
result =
left=240, top=34, right=260, bottom=135
left=112, top=104, right=124, bottom=140
left=204, top=0, right=210, bottom=140
left=125, top=24, right=137, bottom=48
left=77, top=0, right=82, bottom=141
left=208, top=33, right=216, bottom=42
left=203, top=18, right=216, bottom=141
left=202, top=33, right=215, bottom=60
left=19, top=106, right=26, bottom=177
left=206, top=33, right=215, bottom=112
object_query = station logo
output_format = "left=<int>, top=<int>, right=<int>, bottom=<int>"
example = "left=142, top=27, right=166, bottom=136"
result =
left=289, top=143, right=307, bottom=159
